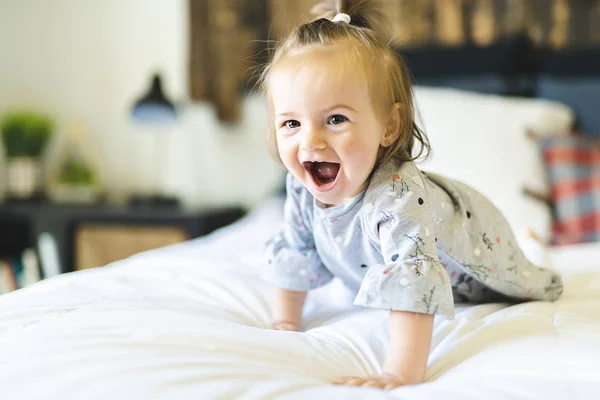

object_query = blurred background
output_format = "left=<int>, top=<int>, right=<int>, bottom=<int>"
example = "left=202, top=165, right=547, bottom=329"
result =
left=0, top=0, right=599, bottom=290
left=0, top=0, right=279, bottom=208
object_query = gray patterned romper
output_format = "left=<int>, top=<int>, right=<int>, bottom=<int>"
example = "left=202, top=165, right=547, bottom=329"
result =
left=265, top=160, right=563, bottom=318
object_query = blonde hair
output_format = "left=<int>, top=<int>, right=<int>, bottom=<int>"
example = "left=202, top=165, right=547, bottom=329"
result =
left=260, top=0, right=429, bottom=168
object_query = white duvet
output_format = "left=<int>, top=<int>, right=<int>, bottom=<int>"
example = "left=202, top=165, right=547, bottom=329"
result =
left=1, top=198, right=599, bottom=400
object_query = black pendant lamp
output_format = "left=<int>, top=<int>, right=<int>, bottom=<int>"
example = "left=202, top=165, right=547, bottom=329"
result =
left=131, top=73, right=177, bottom=124
left=128, top=72, right=180, bottom=208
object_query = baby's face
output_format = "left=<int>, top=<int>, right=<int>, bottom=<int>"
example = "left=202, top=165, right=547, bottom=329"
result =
left=270, top=49, right=387, bottom=206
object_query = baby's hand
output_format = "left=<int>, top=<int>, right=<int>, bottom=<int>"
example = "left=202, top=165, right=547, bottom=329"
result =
left=271, top=320, right=301, bottom=331
left=332, top=373, right=404, bottom=390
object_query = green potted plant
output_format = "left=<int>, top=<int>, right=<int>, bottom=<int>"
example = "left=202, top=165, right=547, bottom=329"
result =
left=58, top=157, right=94, bottom=186
left=50, top=154, right=98, bottom=204
left=48, top=120, right=101, bottom=205
left=1, top=111, right=54, bottom=199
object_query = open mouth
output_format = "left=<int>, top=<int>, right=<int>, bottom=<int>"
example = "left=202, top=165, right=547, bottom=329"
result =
left=303, top=161, right=340, bottom=189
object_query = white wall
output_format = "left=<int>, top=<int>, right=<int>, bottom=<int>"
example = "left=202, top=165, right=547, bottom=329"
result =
left=0, top=0, right=283, bottom=207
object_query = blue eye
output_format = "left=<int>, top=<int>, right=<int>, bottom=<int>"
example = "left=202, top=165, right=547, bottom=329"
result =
left=328, top=114, right=348, bottom=125
left=284, top=120, right=300, bottom=129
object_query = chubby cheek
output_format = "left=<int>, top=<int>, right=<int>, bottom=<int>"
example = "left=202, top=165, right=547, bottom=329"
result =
left=342, top=139, right=377, bottom=177
left=277, top=139, right=301, bottom=174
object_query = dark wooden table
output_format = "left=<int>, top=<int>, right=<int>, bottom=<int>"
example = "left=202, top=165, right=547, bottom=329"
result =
left=0, top=201, right=246, bottom=275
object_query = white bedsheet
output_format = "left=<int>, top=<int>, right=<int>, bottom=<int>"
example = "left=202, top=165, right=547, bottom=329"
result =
left=0, top=197, right=599, bottom=400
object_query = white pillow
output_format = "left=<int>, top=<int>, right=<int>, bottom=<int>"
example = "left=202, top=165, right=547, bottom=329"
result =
left=413, top=87, right=574, bottom=244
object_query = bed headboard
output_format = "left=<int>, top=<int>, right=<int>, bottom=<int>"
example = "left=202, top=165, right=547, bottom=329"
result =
left=189, top=0, right=600, bottom=123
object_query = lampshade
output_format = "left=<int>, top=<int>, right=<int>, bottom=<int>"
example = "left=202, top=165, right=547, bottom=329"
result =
left=131, top=73, right=177, bottom=124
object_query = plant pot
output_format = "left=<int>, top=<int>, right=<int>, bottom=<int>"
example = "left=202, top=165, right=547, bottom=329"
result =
left=48, top=184, right=98, bottom=205
left=5, top=156, right=44, bottom=199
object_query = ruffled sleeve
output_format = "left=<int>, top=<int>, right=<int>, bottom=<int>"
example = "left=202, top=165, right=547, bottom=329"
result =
left=355, top=165, right=455, bottom=318
left=264, top=174, right=333, bottom=291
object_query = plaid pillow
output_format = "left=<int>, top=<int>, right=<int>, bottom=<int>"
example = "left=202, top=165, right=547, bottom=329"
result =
left=539, top=136, right=600, bottom=245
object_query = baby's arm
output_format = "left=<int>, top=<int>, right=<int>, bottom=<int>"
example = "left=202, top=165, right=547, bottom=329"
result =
left=272, top=287, right=307, bottom=331
left=334, top=167, right=451, bottom=389
left=334, top=310, right=433, bottom=389
left=267, top=175, right=332, bottom=331
left=383, top=310, right=434, bottom=385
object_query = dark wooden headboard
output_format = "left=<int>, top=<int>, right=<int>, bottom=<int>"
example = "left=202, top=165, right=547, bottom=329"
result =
left=189, top=0, right=600, bottom=123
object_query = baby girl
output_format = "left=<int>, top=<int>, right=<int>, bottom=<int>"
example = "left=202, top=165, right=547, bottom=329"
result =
left=261, top=0, right=563, bottom=390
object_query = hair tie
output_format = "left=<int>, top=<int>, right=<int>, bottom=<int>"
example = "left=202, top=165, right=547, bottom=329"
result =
left=331, top=13, right=351, bottom=24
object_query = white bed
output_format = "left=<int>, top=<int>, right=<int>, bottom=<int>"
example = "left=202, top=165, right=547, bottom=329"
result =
left=0, top=196, right=599, bottom=399
left=1, top=88, right=599, bottom=399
